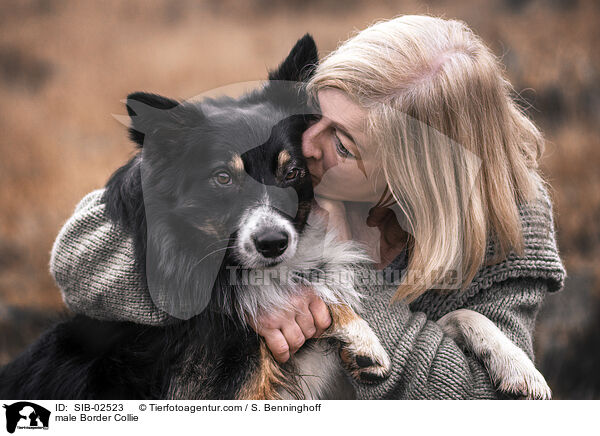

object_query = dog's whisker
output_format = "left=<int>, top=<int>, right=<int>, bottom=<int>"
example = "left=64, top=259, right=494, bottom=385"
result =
left=194, top=246, right=230, bottom=266
left=204, top=238, right=234, bottom=250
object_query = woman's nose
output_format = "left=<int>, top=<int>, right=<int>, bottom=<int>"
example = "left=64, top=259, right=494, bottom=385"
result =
left=302, top=123, right=323, bottom=160
left=301, top=122, right=324, bottom=161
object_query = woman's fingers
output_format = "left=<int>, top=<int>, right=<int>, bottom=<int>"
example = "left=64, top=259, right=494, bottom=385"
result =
left=308, top=296, right=332, bottom=337
left=295, top=309, right=317, bottom=340
left=250, top=292, right=331, bottom=363
left=281, top=323, right=306, bottom=356
left=262, top=328, right=290, bottom=363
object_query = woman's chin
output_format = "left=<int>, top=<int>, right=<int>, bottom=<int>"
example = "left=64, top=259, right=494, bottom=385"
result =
left=314, top=189, right=381, bottom=204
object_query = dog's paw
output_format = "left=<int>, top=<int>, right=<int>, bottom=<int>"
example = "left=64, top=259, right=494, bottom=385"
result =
left=338, top=319, right=391, bottom=383
left=495, top=356, right=552, bottom=400
left=437, top=309, right=551, bottom=400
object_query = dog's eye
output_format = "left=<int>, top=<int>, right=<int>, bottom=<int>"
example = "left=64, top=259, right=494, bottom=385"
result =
left=214, top=171, right=232, bottom=185
left=285, top=168, right=299, bottom=180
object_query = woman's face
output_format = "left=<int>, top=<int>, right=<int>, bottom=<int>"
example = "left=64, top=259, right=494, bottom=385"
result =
left=302, top=88, right=387, bottom=203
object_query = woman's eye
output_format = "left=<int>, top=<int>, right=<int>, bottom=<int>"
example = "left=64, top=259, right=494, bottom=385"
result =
left=308, top=114, right=322, bottom=125
left=333, top=130, right=354, bottom=159
left=214, top=171, right=232, bottom=185
left=285, top=168, right=300, bottom=180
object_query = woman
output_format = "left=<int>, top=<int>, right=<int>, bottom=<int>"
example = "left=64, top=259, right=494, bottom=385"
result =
left=50, top=15, right=565, bottom=399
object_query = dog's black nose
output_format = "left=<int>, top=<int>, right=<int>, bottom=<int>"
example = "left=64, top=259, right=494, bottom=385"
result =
left=253, top=230, right=289, bottom=258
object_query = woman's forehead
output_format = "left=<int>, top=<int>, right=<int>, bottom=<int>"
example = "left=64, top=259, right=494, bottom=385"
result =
left=317, top=88, right=367, bottom=132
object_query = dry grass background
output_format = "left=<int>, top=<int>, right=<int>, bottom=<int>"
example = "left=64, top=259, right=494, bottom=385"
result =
left=0, top=0, right=598, bottom=398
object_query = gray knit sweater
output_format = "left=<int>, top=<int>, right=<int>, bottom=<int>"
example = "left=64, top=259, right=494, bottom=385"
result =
left=49, top=186, right=565, bottom=399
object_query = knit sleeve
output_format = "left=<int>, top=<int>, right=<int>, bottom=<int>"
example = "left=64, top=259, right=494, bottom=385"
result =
left=349, top=277, right=549, bottom=399
left=49, top=189, right=173, bottom=325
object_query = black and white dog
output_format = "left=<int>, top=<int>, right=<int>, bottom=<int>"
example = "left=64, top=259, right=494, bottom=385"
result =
left=0, top=35, right=550, bottom=400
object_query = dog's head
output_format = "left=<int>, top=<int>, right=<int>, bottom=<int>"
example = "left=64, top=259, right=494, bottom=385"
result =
left=109, top=35, right=319, bottom=318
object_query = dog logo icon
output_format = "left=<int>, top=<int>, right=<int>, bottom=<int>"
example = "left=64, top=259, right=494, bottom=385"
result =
left=3, top=402, right=50, bottom=433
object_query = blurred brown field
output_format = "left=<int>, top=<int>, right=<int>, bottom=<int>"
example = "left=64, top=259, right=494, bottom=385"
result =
left=0, top=0, right=599, bottom=398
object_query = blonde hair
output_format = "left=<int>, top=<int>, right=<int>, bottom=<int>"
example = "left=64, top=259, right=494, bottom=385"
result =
left=307, top=15, right=545, bottom=302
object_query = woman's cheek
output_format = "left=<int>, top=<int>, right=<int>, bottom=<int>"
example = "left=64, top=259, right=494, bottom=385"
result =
left=314, top=174, right=351, bottom=200
left=313, top=158, right=383, bottom=202
left=314, top=175, right=366, bottom=201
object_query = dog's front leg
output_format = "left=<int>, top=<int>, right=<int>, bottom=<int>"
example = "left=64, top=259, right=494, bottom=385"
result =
left=437, top=309, right=551, bottom=399
left=324, top=304, right=391, bottom=382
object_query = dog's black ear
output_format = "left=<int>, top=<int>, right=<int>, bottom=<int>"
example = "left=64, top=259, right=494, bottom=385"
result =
left=268, top=33, right=318, bottom=83
left=126, top=92, right=180, bottom=147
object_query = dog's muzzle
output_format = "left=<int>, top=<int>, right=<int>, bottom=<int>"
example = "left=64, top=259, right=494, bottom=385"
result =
left=235, top=204, right=298, bottom=268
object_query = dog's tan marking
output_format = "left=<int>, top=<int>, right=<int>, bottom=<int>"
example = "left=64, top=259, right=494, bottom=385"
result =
left=277, top=150, right=291, bottom=170
left=237, top=341, right=302, bottom=400
left=328, top=304, right=361, bottom=328
left=325, top=304, right=392, bottom=382
left=230, top=154, right=245, bottom=174
left=195, top=219, right=223, bottom=237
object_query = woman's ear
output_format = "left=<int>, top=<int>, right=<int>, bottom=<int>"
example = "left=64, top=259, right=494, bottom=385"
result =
left=125, top=92, right=180, bottom=147
left=268, top=33, right=319, bottom=83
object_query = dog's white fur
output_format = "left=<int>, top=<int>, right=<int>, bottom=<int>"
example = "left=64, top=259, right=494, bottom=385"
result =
left=231, top=213, right=369, bottom=323
left=437, top=309, right=552, bottom=399
left=233, top=207, right=551, bottom=399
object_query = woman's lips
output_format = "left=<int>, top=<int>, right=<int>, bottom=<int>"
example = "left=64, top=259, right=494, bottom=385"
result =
left=307, top=159, right=323, bottom=186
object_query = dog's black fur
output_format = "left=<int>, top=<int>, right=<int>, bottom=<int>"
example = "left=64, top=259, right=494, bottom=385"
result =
left=0, top=35, right=323, bottom=400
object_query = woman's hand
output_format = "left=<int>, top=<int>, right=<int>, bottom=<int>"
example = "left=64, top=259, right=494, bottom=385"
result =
left=366, top=205, right=408, bottom=269
left=251, top=290, right=332, bottom=363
